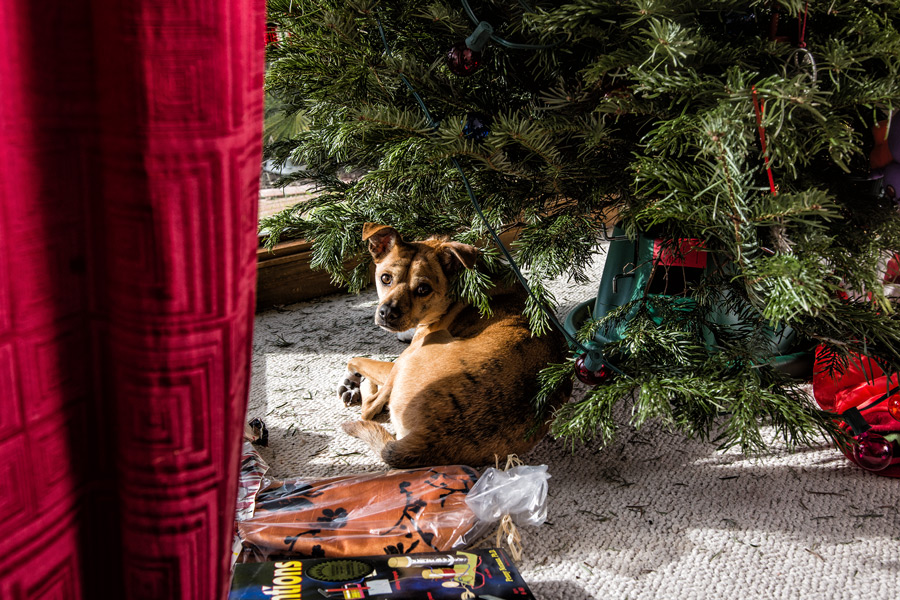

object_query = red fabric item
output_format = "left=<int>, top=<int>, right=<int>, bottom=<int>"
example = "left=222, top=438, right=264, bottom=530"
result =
left=812, top=348, right=886, bottom=412
left=0, top=2, right=264, bottom=598
left=266, top=23, right=280, bottom=46
left=885, top=254, right=900, bottom=284
left=652, top=239, right=707, bottom=269
left=812, top=348, right=900, bottom=477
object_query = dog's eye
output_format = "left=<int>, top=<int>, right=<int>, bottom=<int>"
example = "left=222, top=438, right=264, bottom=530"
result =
left=380, top=273, right=392, bottom=285
left=415, top=284, right=432, bottom=297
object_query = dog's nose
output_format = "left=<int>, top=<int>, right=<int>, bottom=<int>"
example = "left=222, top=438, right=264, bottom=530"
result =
left=378, top=304, right=400, bottom=325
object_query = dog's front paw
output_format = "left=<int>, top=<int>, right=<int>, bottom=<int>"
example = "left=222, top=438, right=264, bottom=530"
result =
left=338, top=370, right=362, bottom=406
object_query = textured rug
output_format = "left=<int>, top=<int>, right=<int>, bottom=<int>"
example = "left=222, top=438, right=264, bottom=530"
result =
left=246, top=251, right=900, bottom=600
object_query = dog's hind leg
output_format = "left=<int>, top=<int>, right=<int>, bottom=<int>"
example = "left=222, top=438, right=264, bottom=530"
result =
left=357, top=378, right=387, bottom=420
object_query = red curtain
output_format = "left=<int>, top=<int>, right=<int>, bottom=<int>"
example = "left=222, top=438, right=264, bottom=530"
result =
left=0, top=1, right=264, bottom=598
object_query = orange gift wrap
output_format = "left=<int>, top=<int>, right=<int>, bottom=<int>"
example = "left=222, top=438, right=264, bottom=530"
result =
left=236, top=465, right=482, bottom=561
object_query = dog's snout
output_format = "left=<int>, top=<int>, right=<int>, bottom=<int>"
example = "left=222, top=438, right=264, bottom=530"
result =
left=378, top=303, right=400, bottom=325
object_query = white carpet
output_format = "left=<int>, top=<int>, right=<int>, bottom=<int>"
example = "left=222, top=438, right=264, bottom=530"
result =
left=246, top=251, right=900, bottom=600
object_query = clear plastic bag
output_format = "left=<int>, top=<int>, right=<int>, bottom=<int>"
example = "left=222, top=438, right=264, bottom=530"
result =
left=465, top=464, right=550, bottom=527
left=235, top=442, right=271, bottom=522
left=233, top=444, right=551, bottom=562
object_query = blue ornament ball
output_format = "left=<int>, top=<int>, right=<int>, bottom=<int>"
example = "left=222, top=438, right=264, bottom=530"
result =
left=463, top=114, right=491, bottom=141
left=722, top=11, right=757, bottom=37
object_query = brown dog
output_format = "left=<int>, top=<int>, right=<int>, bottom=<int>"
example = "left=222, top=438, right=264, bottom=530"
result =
left=339, top=223, right=571, bottom=468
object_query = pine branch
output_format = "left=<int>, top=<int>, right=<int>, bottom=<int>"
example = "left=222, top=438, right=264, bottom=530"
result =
left=264, top=0, right=900, bottom=454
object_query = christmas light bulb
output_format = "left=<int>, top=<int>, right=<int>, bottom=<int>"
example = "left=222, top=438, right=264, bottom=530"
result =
left=447, top=42, right=481, bottom=76
left=447, top=21, right=492, bottom=77
left=574, top=355, right=615, bottom=386
left=852, top=431, right=893, bottom=471
left=888, top=394, right=900, bottom=421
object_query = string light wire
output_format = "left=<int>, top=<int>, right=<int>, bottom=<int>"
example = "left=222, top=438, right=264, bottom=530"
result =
left=460, top=0, right=560, bottom=50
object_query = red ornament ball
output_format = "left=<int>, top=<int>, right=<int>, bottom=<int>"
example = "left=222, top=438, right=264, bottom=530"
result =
left=447, top=42, right=481, bottom=76
left=852, top=431, right=893, bottom=472
left=888, top=394, right=900, bottom=421
left=574, top=355, right=615, bottom=386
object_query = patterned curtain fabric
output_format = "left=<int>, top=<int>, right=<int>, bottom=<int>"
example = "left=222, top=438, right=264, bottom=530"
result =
left=0, top=1, right=264, bottom=598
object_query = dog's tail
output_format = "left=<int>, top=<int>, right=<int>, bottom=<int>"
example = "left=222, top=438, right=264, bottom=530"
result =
left=342, top=419, right=394, bottom=452
left=341, top=420, right=427, bottom=469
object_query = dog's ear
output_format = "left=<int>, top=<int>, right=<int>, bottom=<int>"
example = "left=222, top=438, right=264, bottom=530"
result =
left=362, top=223, right=401, bottom=261
left=438, top=241, right=479, bottom=274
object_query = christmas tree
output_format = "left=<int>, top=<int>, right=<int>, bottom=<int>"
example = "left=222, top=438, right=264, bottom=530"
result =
left=261, top=0, right=900, bottom=454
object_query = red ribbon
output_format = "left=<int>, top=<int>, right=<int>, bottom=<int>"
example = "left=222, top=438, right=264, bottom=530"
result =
left=751, top=86, right=777, bottom=196
left=797, top=0, right=809, bottom=48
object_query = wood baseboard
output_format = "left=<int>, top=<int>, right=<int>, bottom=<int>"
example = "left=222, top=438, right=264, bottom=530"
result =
left=256, top=239, right=350, bottom=311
